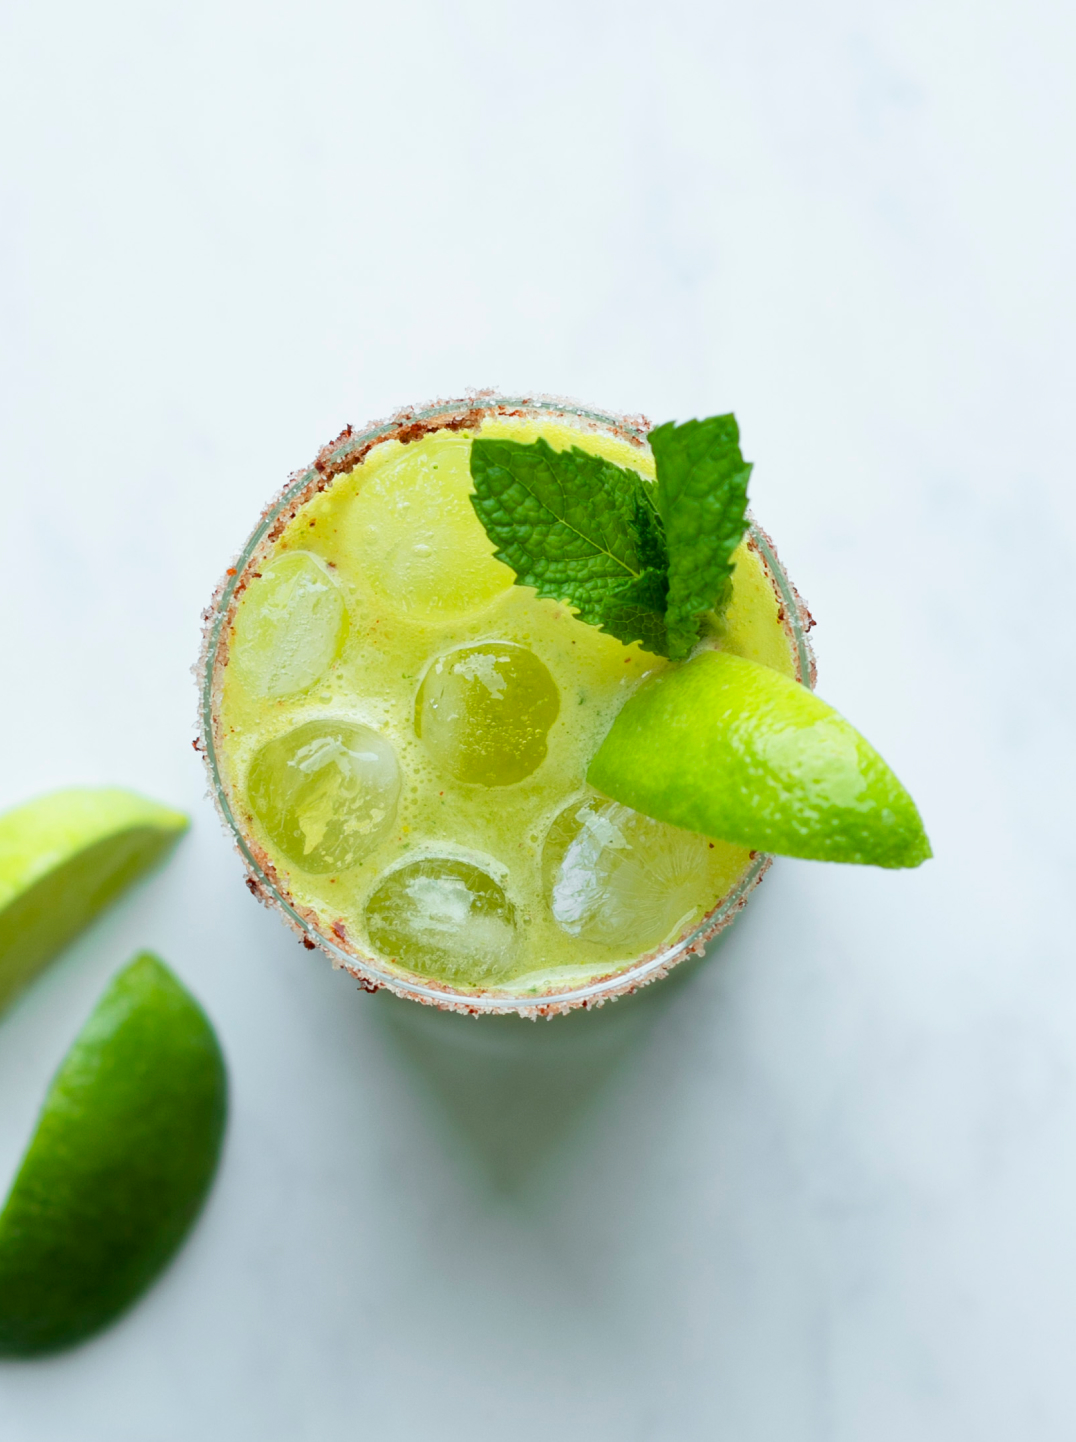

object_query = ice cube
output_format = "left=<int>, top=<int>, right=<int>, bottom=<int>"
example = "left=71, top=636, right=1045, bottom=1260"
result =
left=231, top=551, right=347, bottom=699
left=246, top=719, right=400, bottom=873
left=342, top=437, right=514, bottom=619
left=542, top=798, right=718, bottom=950
left=364, top=857, right=518, bottom=985
left=415, top=642, right=559, bottom=786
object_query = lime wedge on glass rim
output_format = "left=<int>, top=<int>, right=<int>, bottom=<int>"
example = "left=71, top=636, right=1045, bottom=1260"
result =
left=0, top=952, right=227, bottom=1356
left=0, top=788, right=189, bottom=1013
left=588, top=649, right=931, bottom=868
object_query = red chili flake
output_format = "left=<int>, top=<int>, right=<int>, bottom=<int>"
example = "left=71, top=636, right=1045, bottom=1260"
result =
left=226, top=568, right=237, bottom=576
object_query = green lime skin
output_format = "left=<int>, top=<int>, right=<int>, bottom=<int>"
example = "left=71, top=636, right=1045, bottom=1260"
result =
left=0, top=789, right=189, bottom=1014
left=588, top=650, right=931, bottom=868
left=0, top=953, right=227, bottom=1356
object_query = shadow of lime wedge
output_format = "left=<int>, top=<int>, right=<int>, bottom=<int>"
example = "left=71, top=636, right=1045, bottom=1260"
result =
left=0, top=788, right=189, bottom=1013
left=0, top=953, right=227, bottom=1356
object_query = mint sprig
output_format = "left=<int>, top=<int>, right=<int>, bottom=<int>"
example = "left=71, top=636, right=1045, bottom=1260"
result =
left=469, top=415, right=751, bottom=660
left=651, top=416, right=753, bottom=659
left=468, top=437, right=669, bottom=652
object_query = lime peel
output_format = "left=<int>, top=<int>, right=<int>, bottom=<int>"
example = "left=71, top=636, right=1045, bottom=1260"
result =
left=0, top=952, right=227, bottom=1355
left=0, top=788, right=189, bottom=1013
left=587, top=650, right=931, bottom=869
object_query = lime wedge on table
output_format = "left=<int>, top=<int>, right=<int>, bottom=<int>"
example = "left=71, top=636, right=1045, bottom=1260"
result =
left=0, top=788, right=188, bottom=1013
left=588, top=650, right=931, bottom=868
left=0, top=953, right=227, bottom=1355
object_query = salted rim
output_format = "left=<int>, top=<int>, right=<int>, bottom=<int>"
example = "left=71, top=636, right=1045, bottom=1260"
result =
left=197, top=391, right=816, bottom=1018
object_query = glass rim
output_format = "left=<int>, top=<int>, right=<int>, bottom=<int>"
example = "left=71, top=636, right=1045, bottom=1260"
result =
left=197, top=391, right=816, bottom=1018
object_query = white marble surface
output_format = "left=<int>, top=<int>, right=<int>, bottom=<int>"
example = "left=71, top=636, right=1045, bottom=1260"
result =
left=1, top=1, right=1074, bottom=1436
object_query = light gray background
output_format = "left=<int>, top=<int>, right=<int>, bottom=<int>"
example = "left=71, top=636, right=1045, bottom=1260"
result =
left=1, top=1, right=1074, bottom=1437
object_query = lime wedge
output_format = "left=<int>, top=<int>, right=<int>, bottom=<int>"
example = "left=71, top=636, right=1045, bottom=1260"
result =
left=0, top=788, right=189, bottom=1012
left=0, top=952, right=227, bottom=1355
left=588, top=650, right=931, bottom=868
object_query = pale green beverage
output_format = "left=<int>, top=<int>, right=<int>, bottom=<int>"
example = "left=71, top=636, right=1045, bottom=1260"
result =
left=200, top=397, right=813, bottom=1014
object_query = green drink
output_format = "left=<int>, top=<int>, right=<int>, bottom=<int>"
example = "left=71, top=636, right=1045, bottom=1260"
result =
left=200, top=396, right=815, bottom=1015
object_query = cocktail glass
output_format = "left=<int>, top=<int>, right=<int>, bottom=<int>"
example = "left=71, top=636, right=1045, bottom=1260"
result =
left=198, top=394, right=815, bottom=1017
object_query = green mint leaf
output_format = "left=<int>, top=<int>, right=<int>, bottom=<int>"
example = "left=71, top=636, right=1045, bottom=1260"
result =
left=633, top=485, right=668, bottom=575
left=600, top=567, right=669, bottom=656
left=650, top=415, right=752, bottom=660
left=469, top=437, right=670, bottom=653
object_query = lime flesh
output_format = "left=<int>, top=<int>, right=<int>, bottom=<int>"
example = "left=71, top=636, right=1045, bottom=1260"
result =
left=588, top=650, right=931, bottom=868
left=0, top=789, right=189, bottom=1013
left=0, top=953, right=227, bottom=1355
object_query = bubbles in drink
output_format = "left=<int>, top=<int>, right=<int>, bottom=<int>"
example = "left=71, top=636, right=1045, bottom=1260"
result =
left=364, top=857, right=518, bottom=984
left=415, top=642, right=560, bottom=787
left=343, top=437, right=514, bottom=619
left=246, top=720, right=400, bottom=873
left=542, top=798, right=724, bottom=950
left=231, top=552, right=348, bottom=699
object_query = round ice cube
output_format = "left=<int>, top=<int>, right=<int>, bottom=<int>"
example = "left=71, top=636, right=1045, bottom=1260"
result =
left=364, top=857, right=518, bottom=985
left=246, top=719, right=400, bottom=873
left=231, top=551, right=348, bottom=699
left=542, top=798, right=726, bottom=950
left=343, top=436, right=514, bottom=620
left=415, top=642, right=559, bottom=786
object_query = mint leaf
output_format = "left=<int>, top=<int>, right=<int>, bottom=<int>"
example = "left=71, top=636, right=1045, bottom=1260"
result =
left=599, top=567, right=669, bottom=656
left=469, top=437, right=669, bottom=653
left=650, top=416, right=752, bottom=660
